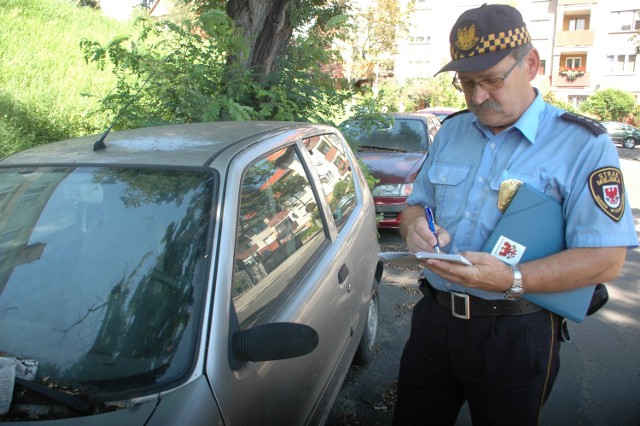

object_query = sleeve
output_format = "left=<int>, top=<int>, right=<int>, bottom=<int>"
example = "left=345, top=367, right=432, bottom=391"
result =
left=563, top=134, right=638, bottom=249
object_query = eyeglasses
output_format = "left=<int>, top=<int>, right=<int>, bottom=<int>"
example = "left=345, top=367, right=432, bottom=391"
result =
left=452, top=60, right=521, bottom=93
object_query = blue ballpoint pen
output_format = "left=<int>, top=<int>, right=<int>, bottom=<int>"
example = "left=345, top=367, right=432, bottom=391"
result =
left=425, top=207, right=441, bottom=253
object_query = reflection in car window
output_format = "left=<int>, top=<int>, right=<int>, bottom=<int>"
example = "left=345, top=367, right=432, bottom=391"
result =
left=0, top=166, right=213, bottom=397
left=341, top=118, right=427, bottom=152
left=427, top=117, right=441, bottom=141
left=233, top=145, right=326, bottom=329
left=303, top=134, right=357, bottom=232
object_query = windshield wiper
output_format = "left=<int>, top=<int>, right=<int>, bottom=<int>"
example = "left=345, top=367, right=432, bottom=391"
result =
left=357, top=145, right=406, bottom=152
left=14, top=377, right=92, bottom=413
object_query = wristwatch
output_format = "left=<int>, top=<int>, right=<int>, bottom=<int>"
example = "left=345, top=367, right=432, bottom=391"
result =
left=504, top=265, right=524, bottom=300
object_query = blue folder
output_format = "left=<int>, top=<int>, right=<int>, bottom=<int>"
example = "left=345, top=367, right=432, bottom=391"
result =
left=482, top=184, right=594, bottom=323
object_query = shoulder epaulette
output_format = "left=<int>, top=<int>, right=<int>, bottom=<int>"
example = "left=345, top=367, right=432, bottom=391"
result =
left=560, top=112, right=607, bottom=136
left=441, top=109, right=470, bottom=124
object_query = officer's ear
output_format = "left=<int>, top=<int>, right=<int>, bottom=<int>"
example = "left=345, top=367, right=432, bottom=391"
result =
left=524, top=48, right=540, bottom=81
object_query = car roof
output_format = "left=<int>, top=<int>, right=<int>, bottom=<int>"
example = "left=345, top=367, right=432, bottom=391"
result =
left=342, top=112, right=435, bottom=123
left=417, top=107, right=459, bottom=114
left=385, top=112, right=435, bottom=120
left=1, top=121, right=333, bottom=168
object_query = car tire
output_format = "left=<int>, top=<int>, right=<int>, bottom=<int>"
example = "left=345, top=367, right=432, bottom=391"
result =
left=353, top=280, right=380, bottom=366
left=623, top=137, right=637, bottom=149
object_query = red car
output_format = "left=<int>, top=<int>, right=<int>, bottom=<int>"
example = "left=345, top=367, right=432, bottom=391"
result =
left=417, top=106, right=460, bottom=123
left=340, top=113, right=441, bottom=229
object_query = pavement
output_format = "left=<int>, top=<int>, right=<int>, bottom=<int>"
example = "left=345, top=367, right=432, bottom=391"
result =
left=326, top=153, right=640, bottom=426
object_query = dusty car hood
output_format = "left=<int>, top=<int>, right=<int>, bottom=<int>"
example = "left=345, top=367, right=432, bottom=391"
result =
left=357, top=151, right=427, bottom=183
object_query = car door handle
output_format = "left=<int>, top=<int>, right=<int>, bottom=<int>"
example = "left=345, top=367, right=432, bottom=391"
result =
left=338, top=264, right=349, bottom=284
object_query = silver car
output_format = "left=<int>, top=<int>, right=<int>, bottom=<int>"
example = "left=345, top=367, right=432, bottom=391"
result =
left=0, top=122, right=382, bottom=424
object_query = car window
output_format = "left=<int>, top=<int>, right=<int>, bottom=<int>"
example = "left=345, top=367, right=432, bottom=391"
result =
left=427, top=117, right=441, bottom=141
left=342, top=118, right=427, bottom=152
left=303, top=133, right=357, bottom=232
left=0, top=166, right=213, bottom=397
left=233, top=145, right=327, bottom=329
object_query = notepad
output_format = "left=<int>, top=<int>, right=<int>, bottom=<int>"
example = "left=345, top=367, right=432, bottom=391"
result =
left=379, top=251, right=472, bottom=267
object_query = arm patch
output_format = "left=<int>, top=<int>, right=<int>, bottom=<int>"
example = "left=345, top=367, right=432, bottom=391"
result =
left=560, top=112, right=607, bottom=136
left=588, top=167, right=625, bottom=222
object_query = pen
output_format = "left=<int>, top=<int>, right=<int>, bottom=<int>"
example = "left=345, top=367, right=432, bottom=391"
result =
left=425, top=207, right=441, bottom=254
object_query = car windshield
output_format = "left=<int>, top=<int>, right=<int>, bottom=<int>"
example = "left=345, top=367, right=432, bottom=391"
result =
left=0, top=166, right=214, bottom=399
left=341, top=118, right=427, bottom=152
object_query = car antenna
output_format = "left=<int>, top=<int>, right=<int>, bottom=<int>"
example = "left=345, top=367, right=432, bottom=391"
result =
left=93, top=70, right=156, bottom=152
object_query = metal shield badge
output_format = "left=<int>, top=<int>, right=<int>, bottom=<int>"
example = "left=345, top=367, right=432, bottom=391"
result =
left=588, top=167, right=625, bottom=222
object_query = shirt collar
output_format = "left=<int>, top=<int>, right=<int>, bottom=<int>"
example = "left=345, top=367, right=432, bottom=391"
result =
left=471, top=89, right=544, bottom=144
left=512, top=89, right=543, bottom=144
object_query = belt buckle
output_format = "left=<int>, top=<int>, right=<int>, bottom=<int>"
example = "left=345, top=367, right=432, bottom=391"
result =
left=451, top=292, right=470, bottom=319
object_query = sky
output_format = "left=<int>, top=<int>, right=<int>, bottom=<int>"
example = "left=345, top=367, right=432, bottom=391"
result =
left=98, top=0, right=139, bottom=21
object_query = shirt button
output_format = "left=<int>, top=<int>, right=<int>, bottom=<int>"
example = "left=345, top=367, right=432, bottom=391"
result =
left=490, top=143, right=496, bottom=149
left=478, top=177, right=484, bottom=183
left=441, top=177, right=447, bottom=182
left=464, top=212, right=471, bottom=218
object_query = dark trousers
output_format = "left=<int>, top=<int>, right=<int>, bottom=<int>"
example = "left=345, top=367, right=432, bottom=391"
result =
left=392, top=293, right=561, bottom=426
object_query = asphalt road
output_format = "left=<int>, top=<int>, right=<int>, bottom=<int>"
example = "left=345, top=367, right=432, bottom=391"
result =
left=327, top=146, right=640, bottom=426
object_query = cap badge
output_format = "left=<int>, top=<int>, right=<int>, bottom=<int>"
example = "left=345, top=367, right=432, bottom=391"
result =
left=455, top=24, right=480, bottom=52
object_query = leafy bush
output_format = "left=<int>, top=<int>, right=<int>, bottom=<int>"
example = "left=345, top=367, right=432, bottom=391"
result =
left=542, top=91, right=577, bottom=113
left=81, top=5, right=351, bottom=128
left=579, top=88, right=636, bottom=122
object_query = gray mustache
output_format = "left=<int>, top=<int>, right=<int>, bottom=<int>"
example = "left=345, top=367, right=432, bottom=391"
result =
left=470, top=100, right=503, bottom=113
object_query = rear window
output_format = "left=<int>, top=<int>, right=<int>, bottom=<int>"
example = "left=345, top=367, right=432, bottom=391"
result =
left=0, top=166, right=214, bottom=398
left=341, top=117, right=428, bottom=152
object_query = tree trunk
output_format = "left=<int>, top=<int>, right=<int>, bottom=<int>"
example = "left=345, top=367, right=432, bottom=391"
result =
left=227, top=0, right=295, bottom=81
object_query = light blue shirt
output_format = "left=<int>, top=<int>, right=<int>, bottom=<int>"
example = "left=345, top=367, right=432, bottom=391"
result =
left=407, top=91, right=639, bottom=299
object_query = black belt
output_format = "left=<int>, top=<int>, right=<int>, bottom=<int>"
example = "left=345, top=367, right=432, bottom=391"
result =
left=419, top=279, right=544, bottom=319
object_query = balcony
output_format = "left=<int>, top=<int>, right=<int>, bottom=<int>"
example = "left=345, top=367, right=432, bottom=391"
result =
left=552, top=72, right=591, bottom=88
left=555, top=30, right=595, bottom=47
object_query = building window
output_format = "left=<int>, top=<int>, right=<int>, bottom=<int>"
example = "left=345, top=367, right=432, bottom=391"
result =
left=611, top=10, right=640, bottom=31
left=568, top=17, right=586, bottom=31
left=606, top=54, right=637, bottom=73
left=410, top=35, right=431, bottom=44
left=568, top=95, right=589, bottom=110
left=539, top=59, right=546, bottom=75
left=565, top=57, right=582, bottom=68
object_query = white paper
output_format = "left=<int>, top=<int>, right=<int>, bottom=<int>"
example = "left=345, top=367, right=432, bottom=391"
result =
left=379, top=251, right=472, bottom=266
left=0, top=357, right=16, bottom=415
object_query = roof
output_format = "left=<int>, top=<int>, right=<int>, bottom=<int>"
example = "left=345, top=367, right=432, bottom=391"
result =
left=1, top=121, right=330, bottom=168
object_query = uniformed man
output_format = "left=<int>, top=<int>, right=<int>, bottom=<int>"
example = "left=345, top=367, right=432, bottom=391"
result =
left=392, top=4, right=639, bottom=425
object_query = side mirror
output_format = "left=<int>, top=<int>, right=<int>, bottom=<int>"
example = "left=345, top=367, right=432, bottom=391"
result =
left=232, top=322, right=319, bottom=362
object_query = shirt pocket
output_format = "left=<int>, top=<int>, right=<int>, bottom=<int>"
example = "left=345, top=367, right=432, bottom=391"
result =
left=488, top=172, right=546, bottom=196
left=428, top=163, right=470, bottom=220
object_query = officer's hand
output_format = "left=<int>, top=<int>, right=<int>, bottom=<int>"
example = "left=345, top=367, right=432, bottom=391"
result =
left=406, top=216, right=451, bottom=254
left=420, top=251, right=512, bottom=293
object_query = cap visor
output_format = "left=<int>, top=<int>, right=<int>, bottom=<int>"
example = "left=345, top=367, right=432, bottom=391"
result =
left=436, top=49, right=512, bottom=75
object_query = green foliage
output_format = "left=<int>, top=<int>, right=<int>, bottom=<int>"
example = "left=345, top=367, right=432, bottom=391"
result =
left=81, top=2, right=352, bottom=127
left=579, top=88, right=636, bottom=122
left=0, top=0, right=133, bottom=156
left=542, top=91, right=577, bottom=113
left=405, top=74, right=466, bottom=110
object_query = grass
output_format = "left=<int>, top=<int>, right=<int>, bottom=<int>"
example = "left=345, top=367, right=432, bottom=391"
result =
left=0, top=0, right=136, bottom=156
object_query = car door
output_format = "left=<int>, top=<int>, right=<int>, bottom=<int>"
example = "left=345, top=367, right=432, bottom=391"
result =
left=207, top=132, right=357, bottom=425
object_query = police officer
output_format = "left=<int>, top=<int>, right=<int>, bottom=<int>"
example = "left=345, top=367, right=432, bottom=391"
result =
left=392, top=4, right=639, bottom=425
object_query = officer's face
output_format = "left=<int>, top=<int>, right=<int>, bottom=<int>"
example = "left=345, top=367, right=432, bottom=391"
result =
left=458, top=49, right=538, bottom=134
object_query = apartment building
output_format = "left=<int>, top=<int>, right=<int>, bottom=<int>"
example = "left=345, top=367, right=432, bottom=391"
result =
left=395, top=0, right=640, bottom=106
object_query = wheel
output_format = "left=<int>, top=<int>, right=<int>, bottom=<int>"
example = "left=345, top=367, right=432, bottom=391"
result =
left=353, top=280, right=380, bottom=365
left=623, top=137, right=637, bottom=149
